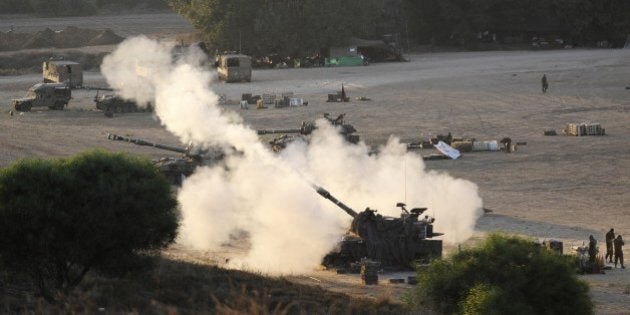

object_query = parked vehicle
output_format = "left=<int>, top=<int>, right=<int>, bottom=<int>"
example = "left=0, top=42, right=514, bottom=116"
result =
left=43, top=60, right=83, bottom=88
left=12, top=83, right=71, bottom=112
left=217, top=54, right=252, bottom=82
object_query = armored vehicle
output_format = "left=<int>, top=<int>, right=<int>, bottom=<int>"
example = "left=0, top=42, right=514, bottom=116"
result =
left=107, top=134, right=224, bottom=186
left=217, top=54, right=252, bottom=83
left=314, top=185, right=443, bottom=271
left=94, top=92, right=151, bottom=115
left=257, top=113, right=360, bottom=152
left=13, top=83, right=71, bottom=112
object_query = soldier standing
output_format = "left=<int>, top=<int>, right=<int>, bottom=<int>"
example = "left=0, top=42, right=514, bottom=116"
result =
left=606, top=228, right=615, bottom=263
left=541, top=74, right=549, bottom=93
left=614, top=235, right=625, bottom=269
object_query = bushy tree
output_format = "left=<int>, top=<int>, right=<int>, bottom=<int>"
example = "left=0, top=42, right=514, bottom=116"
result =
left=0, top=150, right=178, bottom=300
left=168, top=0, right=384, bottom=58
left=411, top=234, right=593, bottom=314
left=401, top=0, right=630, bottom=47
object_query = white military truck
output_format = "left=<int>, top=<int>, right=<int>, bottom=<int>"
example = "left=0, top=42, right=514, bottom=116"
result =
left=43, top=60, right=83, bottom=88
left=217, top=54, right=252, bottom=83
left=12, top=83, right=72, bottom=112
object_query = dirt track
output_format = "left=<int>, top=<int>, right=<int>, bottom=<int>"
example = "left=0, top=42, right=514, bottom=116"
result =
left=1, top=13, right=630, bottom=314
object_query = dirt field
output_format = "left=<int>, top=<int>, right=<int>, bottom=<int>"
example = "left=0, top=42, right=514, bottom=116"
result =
left=1, top=13, right=630, bottom=314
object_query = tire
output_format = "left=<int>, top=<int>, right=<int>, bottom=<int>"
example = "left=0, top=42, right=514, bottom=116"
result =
left=50, top=101, right=65, bottom=110
left=16, top=102, right=32, bottom=112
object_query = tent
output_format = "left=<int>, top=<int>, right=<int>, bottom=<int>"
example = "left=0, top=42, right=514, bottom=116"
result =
left=327, top=37, right=403, bottom=66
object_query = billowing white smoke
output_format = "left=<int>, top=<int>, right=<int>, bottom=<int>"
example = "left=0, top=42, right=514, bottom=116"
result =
left=101, top=36, right=483, bottom=275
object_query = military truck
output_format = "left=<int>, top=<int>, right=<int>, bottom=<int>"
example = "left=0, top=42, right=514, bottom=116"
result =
left=12, top=83, right=71, bottom=112
left=217, top=54, right=252, bottom=82
left=43, top=60, right=83, bottom=88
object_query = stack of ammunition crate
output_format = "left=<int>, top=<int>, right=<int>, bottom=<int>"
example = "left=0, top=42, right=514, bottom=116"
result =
left=262, top=93, right=276, bottom=105
left=564, top=123, right=605, bottom=136
left=360, top=259, right=380, bottom=285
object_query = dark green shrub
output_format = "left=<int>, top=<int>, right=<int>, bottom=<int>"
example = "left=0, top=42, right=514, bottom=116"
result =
left=0, top=150, right=178, bottom=300
left=411, top=234, right=593, bottom=315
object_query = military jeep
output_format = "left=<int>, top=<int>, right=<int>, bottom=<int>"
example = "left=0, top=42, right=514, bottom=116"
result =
left=13, top=83, right=71, bottom=112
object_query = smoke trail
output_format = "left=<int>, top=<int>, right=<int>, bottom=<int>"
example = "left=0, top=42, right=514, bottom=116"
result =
left=101, top=37, right=483, bottom=274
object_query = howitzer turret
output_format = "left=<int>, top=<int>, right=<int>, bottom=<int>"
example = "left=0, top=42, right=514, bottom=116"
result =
left=107, top=133, right=224, bottom=185
left=95, top=92, right=151, bottom=116
left=313, top=184, right=443, bottom=271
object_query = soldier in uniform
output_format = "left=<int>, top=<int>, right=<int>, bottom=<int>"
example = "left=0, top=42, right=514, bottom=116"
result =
left=605, top=228, right=615, bottom=263
left=541, top=74, right=549, bottom=93
left=614, top=235, right=625, bottom=269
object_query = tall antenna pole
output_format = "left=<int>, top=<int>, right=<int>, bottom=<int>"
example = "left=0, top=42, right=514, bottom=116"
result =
left=404, top=158, right=407, bottom=203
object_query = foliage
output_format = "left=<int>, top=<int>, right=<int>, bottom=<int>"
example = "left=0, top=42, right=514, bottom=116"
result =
left=168, top=0, right=385, bottom=58
left=411, top=234, right=593, bottom=315
left=402, top=0, right=630, bottom=47
left=0, top=150, right=178, bottom=300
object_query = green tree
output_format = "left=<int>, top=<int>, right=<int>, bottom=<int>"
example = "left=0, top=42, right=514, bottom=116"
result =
left=0, top=0, right=33, bottom=13
left=410, top=234, right=592, bottom=314
left=402, top=0, right=629, bottom=47
left=0, top=150, right=178, bottom=300
left=168, top=0, right=384, bottom=58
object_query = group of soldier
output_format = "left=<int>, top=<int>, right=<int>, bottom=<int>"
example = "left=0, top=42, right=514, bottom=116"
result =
left=589, top=229, right=625, bottom=269
left=606, top=229, right=625, bottom=268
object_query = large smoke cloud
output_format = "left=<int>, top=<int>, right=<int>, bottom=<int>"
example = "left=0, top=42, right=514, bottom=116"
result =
left=101, top=36, right=484, bottom=275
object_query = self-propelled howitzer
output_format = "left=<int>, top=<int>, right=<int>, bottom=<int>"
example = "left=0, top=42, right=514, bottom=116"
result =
left=257, top=113, right=360, bottom=152
left=107, top=133, right=224, bottom=185
left=313, top=184, right=443, bottom=271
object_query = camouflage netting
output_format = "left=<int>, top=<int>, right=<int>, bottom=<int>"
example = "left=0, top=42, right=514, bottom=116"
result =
left=0, top=26, right=124, bottom=51
left=323, top=207, right=442, bottom=270
left=350, top=210, right=421, bottom=267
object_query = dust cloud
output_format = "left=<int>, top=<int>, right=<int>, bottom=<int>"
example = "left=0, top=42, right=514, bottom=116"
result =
left=101, top=36, right=483, bottom=274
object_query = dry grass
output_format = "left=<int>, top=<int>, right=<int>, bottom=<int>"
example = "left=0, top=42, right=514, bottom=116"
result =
left=0, top=257, right=408, bottom=314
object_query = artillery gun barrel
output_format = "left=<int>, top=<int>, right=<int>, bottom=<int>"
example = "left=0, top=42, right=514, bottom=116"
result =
left=80, top=86, right=114, bottom=91
left=312, top=185, right=358, bottom=218
left=107, top=133, right=187, bottom=154
left=257, top=128, right=303, bottom=135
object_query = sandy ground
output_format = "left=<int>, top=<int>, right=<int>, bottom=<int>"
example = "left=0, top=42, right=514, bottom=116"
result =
left=1, top=13, right=630, bottom=314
